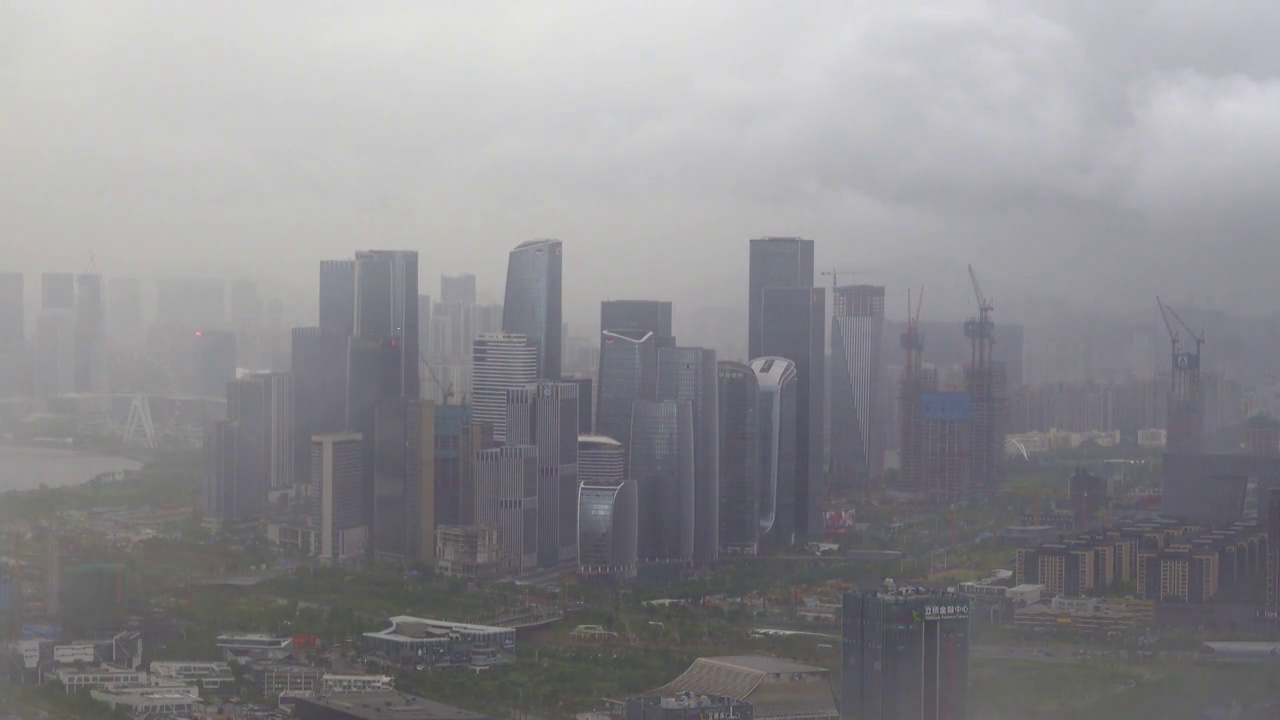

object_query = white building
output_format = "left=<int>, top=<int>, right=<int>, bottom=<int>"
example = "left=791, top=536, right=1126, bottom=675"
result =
left=471, top=333, right=537, bottom=444
left=313, top=432, right=367, bottom=562
left=321, top=674, right=395, bottom=694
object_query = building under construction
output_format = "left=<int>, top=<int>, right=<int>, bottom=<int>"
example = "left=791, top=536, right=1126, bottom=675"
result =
left=1158, top=298, right=1204, bottom=454
left=963, top=266, right=1007, bottom=496
left=898, top=288, right=930, bottom=495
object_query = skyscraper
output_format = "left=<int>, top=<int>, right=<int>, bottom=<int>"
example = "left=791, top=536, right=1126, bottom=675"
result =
left=502, top=239, right=562, bottom=380
left=596, top=329, right=658, bottom=460
left=319, top=260, right=356, bottom=335
left=717, top=361, right=760, bottom=556
left=291, top=327, right=351, bottom=494
left=431, top=404, right=490, bottom=534
left=506, top=382, right=580, bottom=565
left=577, top=480, right=638, bottom=582
left=372, top=397, right=432, bottom=562
left=748, top=237, right=814, bottom=360
left=749, top=237, right=825, bottom=537
left=565, top=376, right=594, bottom=434
left=579, top=435, right=626, bottom=486
left=474, top=445, right=539, bottom=573
left=440, top=274, right=477, bottom=306
left=760, top=286, right=825, bottom=537
left=831, top=285, right=886, bottom=494
left=471, top=333, right=538, bottom=445
left=657, top=346, right=719, bottom=564
left=204, top=420, right=241, bottom=529
left=418, top=294, right=433, bottom=367
left=41, top=272, right=75, bottom=310
left=1266, top=488, right=1280, bottom=621
left=750, top=357, right=798, bottom=546
left=229, top=278, right=263, bottom=334
left=601, top=300, right=674, bottom=347
left=74, top=274, right=106, bottom=393
left=312, top=432, right=367, bottom=563
left=231, top=372, right=295, bottom=492
left=629, top=399, right=695, bottom=563
left=841, top=590, right=971, bottom=720
left=354, top=250, right=419, bottom=399
left=346, top=335, right=400, bottom=535
left=219, top=376, right=272, bottom=522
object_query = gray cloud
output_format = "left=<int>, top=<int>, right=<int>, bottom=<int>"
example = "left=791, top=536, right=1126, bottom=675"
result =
left=3, top=0, right=1280, bottom=324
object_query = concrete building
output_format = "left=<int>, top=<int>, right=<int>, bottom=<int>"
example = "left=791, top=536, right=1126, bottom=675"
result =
left=717, top=361, right=761, bottom=556
left=435, top=525, right=502, bottom=580
left=597, top=329, right=659, bottom=465
left=629, top=399, right=695, bottom=563
left=294, top=692, right=493, bottom=720
left=372, top=398, right=433, bottom=562
left=579, top=435, right=626, bottom=486
left=471, top=333, right=537, bottom=445
left=645, top=656, right=835, bottom=720
left=313, top=433, right=367, bottom=563
left=506, top=382, right=580, bottom=565
left=474, top=445, right=539, bottom=573
left=319, top=259, right=356, bottom=336
left=657, top=346, right=719, bottom=564
left=354, top=250, right=420, bottom=399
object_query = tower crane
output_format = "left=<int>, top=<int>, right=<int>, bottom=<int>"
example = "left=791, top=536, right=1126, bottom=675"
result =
left=820, top=267, right=865, bottom=292
left=419, top=351, right=456, bottom=405
left=965, top=264, right=994, bottom=369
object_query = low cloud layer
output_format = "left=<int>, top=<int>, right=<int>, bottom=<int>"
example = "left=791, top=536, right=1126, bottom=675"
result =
left=4, top=1, right=1280, bottom=322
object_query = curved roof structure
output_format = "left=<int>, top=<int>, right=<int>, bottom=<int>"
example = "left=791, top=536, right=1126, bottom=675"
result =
left=647, top=656, right=837, bottom=720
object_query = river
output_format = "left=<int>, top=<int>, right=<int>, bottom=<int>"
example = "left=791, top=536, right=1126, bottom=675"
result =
left=0, top=445, right=144, bottom=493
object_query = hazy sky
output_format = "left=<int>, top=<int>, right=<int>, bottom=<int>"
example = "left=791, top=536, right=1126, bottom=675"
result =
left=5, top=1, right=1280, bottom=324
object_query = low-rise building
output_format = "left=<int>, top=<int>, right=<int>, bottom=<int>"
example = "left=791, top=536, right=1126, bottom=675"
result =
left=150, top=660, right=235, bottom=692
left=292, top=691, right=492, bottom=720
left=90, top=683, right=204, bottom=717
left=322, top=674, right=395, bottom=695
left=361, top=617, right=515, bottom=667
left=435, top=526, right=502, bottom=580
left=215, top=632, right=293, bottom=662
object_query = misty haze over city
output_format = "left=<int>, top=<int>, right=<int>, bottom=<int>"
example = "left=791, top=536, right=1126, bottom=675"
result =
left=7, top=2, right=1280, bottom=325
left=3, top=3, right=1280, bottom=720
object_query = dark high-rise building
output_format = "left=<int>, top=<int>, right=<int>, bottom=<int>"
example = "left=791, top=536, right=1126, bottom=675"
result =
left=751, top=358, right=798, bottom=546
left=717, top=361, right=760, bottom=556
left=471, top=333, right=538, bottom=444
left=749, top=237, right=823, bottom=535
left=596, top=329, right=658, bottom=460
left=1268, top=488, right=1280, bottom=621
left=841, top=591, right=971, bottom=720
left=41, top=272, right=75, bottom=310
left=657, top=346, right=719, bottom=564
left=0, top=273, right=24, bottom=396
left=1068, top=468, right=1106, bottom=529
left=74, top=274, right=106, bottom=393
left=579, top=435, right=626, bottom=486
left=601, top=300, right=674, bottom=347
left=212, top=375, right=282, bottom=524
left=431, top=405, right=491, bottom=535
left=372, top=397, right=431, bottom=562
left=190, top=329, right=236, bottom=398
left=831, top=285, right=885, bottom=494
left=229, top=372, right=295, bottom=494
left=502, top=239, right=562, bottom=380
left=319, top=260, right=356, bottom=336
left=629, top=399, right=695, bottom=563
left=759, top=285, right=825, bottom=536
left=346, top=336, right=400, bottom=536
left=474, top=445, right=540, bottom=573
left=291, top=327, right=351, bottom=494
left=577, top=480, right=638, bottom=582
left=204, top=420, right=242, bottom=528
left=507, top=382, right=580, bottom=566
left=106, top=276, right=142, bottom=346
left=565, top=376, right=594, bottom=434
left=440, top=274, right=477, bottom=306
left=747, top=237, right=815, bottom=360
left=354, top=250, right=419, bottom=399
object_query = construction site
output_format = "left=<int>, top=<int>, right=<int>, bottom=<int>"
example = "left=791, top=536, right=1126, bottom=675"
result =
left=898, top=266, right=1009, bottom=504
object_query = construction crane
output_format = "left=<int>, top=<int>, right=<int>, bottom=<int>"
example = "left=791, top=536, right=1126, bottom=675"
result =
left=964, top=264, right=994, bottom=369
left=418, top=351, right=456, bottom=405
left=1157, top=296, right=1204, bottom=453
left=820, top=267, right=865, bottom=292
